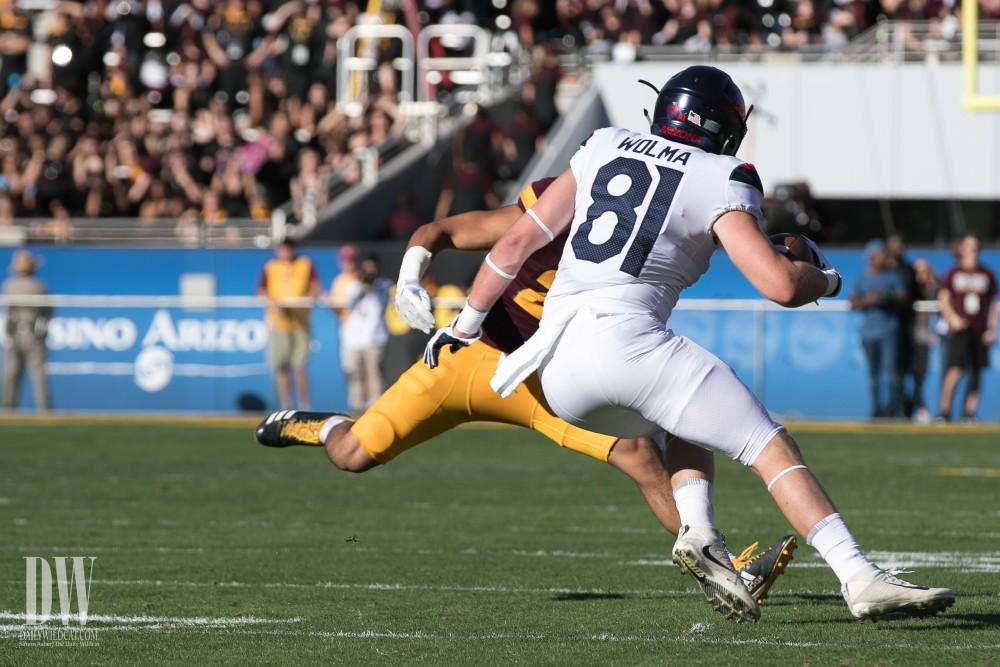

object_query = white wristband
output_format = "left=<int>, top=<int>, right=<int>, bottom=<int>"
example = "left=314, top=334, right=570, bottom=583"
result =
left=455, top=303, right=488, bottom=335
left=397, top=246, right=433, bottom=285
left=823, top=269, right=840, bottom=297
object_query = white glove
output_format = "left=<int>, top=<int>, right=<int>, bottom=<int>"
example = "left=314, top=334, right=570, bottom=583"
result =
left=394, top=280, right=435, bottom=333
left=423, top=326, right=480, bottom=369
left=799, top=236, right=842, bottom=297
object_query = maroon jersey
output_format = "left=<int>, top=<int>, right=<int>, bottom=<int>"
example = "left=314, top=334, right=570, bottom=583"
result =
left=944, top=264, right=997, bottom=334
left=480, top=178, right=561, bottom=354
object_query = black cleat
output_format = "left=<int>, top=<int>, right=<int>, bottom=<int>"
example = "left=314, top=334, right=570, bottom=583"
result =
left=734, top=534, right=798, bottom=605
left=255, top=410, right=350, bottom=448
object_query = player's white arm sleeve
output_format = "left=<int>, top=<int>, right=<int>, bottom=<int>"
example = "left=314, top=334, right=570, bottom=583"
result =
left=454, top=170, right=577, bottom=336
left=394, top=246, right=435, bottom=333
left=710, top=162, right=764, bottom=226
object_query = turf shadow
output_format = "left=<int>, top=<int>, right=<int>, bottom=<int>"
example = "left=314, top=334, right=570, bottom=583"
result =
left=772, top=617, right=859, bottom=626
left=771, top=611, right=1000, bottom=629
left=888, top=612, right=1000, bottom=630
left=550, top=592, right=630, bottom=602
left=771, top=592, right=843, bottom=604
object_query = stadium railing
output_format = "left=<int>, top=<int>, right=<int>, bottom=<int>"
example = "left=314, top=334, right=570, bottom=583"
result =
left=1, top=218, right=272, bottom=248
left=274, top=22, right=529, bottom=234
left=584, top=20, right=1000, bottom=64
left=337, top=23, right=417, bottom=106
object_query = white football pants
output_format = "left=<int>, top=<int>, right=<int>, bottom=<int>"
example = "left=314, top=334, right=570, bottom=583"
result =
left=538, top=310, right=782, bottom=466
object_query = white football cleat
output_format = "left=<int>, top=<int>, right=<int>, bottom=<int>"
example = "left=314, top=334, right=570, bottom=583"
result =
left=672, top=525, right=760, bottom=624
left=842, top=567, right=955, bottom=620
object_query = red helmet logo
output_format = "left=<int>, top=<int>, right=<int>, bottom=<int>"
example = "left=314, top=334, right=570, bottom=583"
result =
left=667, top=102, right=687, bottom=122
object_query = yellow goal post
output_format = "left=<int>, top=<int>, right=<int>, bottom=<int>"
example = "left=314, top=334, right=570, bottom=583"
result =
left=963, top=0, right=1000, bottom=110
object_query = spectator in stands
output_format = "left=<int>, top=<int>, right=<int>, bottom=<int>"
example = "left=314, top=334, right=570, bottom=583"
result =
left=937, top=234, right=998, bottom=422
left=849, top=240, right=905, bottom=419
left=339, top=254, right=390, bottom=414
left=528, top=47, right=560, bottom=132
left=783, top=0, right=824, bottom=49
left=885, top=233, right=919, bottom=417
left=256, top=117, right=298, bottom=209
left=512, top=0, right=541, bottom=48
left=2, top=250, right=51, bottom=411
left=910, top=258, right=939, bottom=424
left=0, top=191, right=13, bottom=226
left=434, top=157, right=498, bottom=220
left=0, top=0, right=31, bottom=96
left=501, top=102, right=544, bottom=181
left=456, top=105, right=500, bottom=176
left=258, top=239, right=321, bottom=410
left=387, top=192, right=422, bottom=239
left=201, top=191, right=228, bottom=225
left=70, top=136, right=109, bottom=218
left=216, top=159, right=253, bottom=219
left=290, top=148, right=325, bottom=229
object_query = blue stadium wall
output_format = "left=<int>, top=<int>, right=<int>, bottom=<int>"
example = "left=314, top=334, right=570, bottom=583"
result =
left=0, top=246, right=997, bottom=420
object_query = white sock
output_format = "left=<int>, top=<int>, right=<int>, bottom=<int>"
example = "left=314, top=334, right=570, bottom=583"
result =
left=806, top=513, right=877, bottom=583
left=319, top=415, right=349, bottom=444
left=672, top=478, right=715, bottom=531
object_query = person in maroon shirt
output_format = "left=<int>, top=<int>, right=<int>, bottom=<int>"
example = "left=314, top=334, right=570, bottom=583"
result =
left=938, top=234, right=999, bottom=421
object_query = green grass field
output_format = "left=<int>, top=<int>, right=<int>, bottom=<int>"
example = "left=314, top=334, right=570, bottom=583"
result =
left=1, top=421, right=998, bottom=665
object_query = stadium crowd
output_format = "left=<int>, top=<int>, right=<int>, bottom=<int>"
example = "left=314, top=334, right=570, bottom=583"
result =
left=514, top=0, right=972, bottom=57
left=0, top=0, right=449, bottom=241
left=0, top=0, right=983, bottom=243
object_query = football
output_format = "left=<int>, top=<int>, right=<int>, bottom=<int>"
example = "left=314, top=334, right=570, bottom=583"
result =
left=771, top=233, right=819, bottom=266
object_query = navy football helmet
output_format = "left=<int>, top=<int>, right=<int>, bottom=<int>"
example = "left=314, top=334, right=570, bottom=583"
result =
left=646, top=66, right=750, bottom=156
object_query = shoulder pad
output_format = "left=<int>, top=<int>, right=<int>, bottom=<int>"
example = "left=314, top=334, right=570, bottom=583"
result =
left=729, top=162, right=763, bottom=194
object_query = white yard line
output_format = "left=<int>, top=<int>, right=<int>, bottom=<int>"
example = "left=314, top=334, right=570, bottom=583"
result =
left=509, top=549, right=615, bottom=559
left=629, top=550, right=1000, bottom=573
left=11, top=540, right=1000, bottom=573
left=5, top=621, right=999, bottom=651
left=9, top=543, right=653, bottom=560
left=75, top=579, right=697, bottom=598
left=211, top=627, right=825, bottom=646
left=190, top=628, right=1000, bottom=651
left=0, top=612, right=303, bottom=638
left=0, top=611, right=302, bottom=626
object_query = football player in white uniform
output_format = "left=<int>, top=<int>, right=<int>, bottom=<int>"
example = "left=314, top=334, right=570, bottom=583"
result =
left=423, top=66, right=954, bottom=623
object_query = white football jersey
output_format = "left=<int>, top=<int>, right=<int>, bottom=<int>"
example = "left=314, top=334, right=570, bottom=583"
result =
left=545, top=126, right=764, bottom=323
